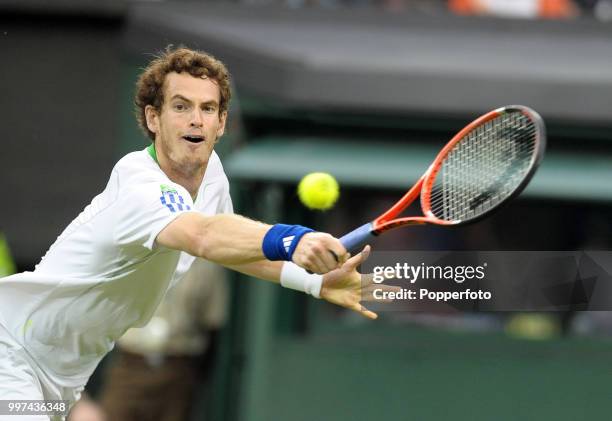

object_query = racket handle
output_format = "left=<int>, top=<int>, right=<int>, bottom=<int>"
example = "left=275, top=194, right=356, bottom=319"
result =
left=339, top=222, right=376, bottom=252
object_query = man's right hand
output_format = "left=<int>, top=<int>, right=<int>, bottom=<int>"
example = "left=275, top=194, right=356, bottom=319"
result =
left=291, top=232, right=348, bottom=274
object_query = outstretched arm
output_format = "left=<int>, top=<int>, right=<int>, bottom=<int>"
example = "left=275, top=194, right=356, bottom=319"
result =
left=228, top=246, right=400, bottom=320
left=156, top=212, right=346, bottom=274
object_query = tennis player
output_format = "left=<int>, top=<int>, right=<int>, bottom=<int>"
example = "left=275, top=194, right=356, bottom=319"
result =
left=0, top=47, right=390, bottom=419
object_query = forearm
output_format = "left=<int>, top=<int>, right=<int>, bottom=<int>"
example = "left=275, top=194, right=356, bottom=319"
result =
left=225, top=260, right=283, bottom=283
left=157, top=212, right=270, bottom=265
left=195, top=213, right=270, bottom=264
left=227, top=260, right=323, bottom=297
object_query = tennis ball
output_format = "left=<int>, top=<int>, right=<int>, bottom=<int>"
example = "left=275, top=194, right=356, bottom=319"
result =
left=297, top=172, right=339, bottom=211
left=505, top=314, right=561, bottom=340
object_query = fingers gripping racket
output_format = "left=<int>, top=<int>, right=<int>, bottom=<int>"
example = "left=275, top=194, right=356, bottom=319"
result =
left=340, top=105, right=546, bottom=252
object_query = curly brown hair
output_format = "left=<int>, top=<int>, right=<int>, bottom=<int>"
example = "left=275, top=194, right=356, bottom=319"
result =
left=134, top=46, right=232, bottom=141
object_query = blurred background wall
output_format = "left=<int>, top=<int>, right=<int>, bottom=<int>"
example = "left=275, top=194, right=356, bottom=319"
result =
left=0, top=2, right=124, bottom=265
left=2, top=1, right=612, bottom=420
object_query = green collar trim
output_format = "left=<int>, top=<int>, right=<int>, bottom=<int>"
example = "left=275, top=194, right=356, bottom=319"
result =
left=147, top=143, right=159, bottom=165
left=147, top=143, right=199, bottom=201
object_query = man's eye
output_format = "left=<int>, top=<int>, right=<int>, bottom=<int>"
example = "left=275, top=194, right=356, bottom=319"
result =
left=174, top=103, right=187, bottom=111
left=204, top=105, right=216, bottom=113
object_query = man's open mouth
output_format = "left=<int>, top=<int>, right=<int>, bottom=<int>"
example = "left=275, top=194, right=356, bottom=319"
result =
left=183, top=135, right=205, bottom=144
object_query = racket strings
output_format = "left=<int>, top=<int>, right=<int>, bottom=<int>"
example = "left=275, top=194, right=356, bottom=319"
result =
left=428, top=111, right=537, bottom=222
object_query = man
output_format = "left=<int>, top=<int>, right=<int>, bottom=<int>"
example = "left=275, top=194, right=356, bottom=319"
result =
left=0, top=47, right=392, bottom=419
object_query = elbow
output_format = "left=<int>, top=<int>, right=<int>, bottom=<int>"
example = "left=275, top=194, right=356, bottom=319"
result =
left=192, top=225, right=227, bottom=263
left=193, top=230, right=214, bottom=260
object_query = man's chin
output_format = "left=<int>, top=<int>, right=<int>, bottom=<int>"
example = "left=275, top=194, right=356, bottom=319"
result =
left=180, top=157, right=208, bottom=172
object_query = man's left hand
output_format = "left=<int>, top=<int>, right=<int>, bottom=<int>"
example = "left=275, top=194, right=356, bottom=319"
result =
left=320, top=245, right=400, bottom=320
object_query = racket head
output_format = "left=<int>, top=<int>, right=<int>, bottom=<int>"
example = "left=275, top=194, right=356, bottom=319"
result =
left=421, top=105, right=546, bottom=225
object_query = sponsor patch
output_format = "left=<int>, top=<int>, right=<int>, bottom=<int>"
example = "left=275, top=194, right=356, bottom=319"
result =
left=159, top=184, right=191, bottom=213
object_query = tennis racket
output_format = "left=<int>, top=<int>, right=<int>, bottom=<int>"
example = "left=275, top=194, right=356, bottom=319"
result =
left=340, top=105, right=546, bottom=252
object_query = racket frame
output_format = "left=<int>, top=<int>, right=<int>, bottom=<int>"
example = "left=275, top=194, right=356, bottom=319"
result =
left=340, top=105, right=546, bottom=251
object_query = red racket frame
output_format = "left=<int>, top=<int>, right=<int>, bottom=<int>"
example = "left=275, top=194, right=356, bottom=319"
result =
left=339, top=105, right=546, bottom=251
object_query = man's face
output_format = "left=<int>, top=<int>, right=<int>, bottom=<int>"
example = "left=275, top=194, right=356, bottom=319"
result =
left=145, top=72, right=227, bottom=174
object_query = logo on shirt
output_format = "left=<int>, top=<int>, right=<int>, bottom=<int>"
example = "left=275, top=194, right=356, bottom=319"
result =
left=159, top=184, right=191, bottom=213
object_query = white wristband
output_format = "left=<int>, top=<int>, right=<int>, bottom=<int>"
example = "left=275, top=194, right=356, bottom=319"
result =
left=280, top=262, right=323, bottom=298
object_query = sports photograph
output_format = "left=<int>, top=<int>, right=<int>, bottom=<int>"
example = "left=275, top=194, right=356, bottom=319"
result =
left=2, top=0, right=612, bottom=420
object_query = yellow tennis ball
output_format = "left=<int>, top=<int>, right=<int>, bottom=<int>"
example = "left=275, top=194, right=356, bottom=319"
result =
left=297, top=172, right=339, bottom=210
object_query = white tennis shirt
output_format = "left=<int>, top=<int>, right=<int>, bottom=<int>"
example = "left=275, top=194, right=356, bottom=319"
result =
left=0, top=147, right=232, bottom=387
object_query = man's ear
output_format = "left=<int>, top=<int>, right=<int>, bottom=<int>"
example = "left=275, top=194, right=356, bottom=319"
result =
left=145, top=105, right=159, bottom=135
left=216, top=111, right=228, bottom=141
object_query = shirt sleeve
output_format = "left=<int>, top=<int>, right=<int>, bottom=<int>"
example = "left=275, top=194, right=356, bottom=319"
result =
left=220, top=194, right=234, bottom=214
left=113, top=182, right=195, bottom=250
left=215, top=171, right=233, bottom=215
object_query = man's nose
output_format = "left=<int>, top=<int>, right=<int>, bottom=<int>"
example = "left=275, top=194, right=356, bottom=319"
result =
left=190, top=109, right=204, bottom=127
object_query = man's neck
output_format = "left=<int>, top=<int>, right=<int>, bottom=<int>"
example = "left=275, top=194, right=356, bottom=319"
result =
left=147, top=144, right=206, bottom=199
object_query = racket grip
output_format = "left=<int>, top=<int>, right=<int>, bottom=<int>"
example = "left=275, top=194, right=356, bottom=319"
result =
left=339, top=222, right=376, bottom=252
